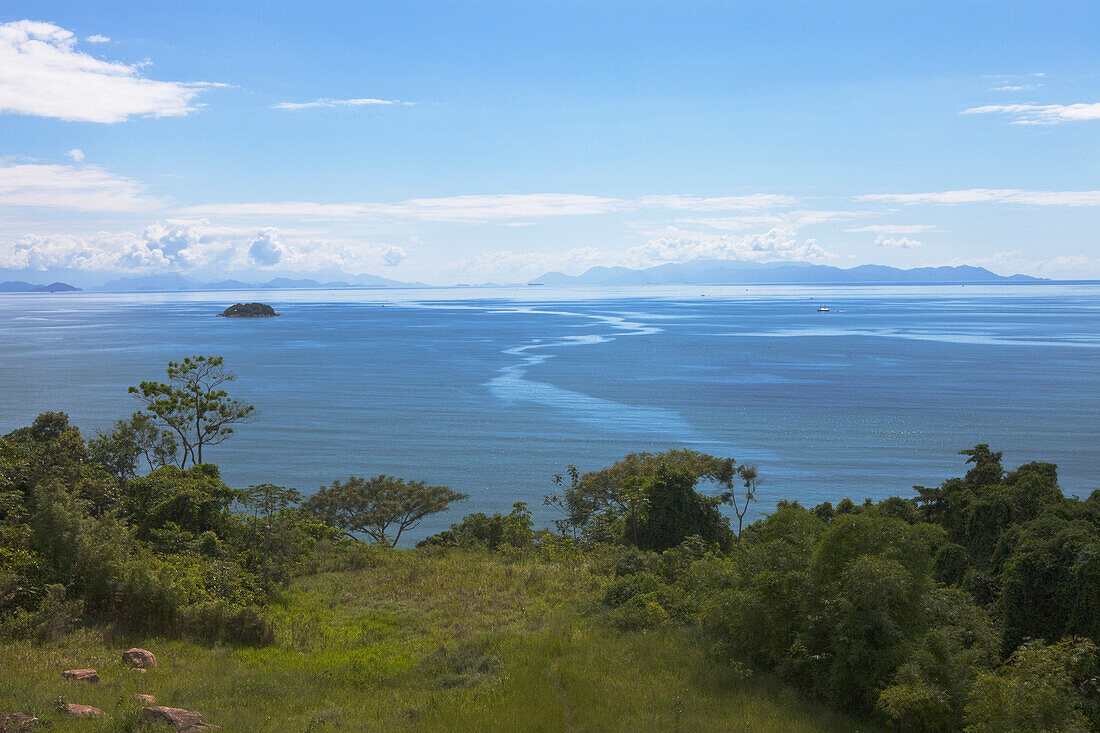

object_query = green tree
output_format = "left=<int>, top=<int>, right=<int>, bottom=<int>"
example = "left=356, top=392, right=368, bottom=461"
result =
left=89, top=411, right=178, bottom=484
left=419, top=502, right=535, bottom=550
left=303, top=475, right=467, bottom=547
left=715, top=461, right=760, bottom=541
left=999, top=515, right=1100, bottom=652
left=623, top=462, right=732, bottom=551
left=877, top=586, right=999, bottom=732
left=125, top=464, right=240, bottom=540
left=237, top=484, right=325, bottom=588
left=129, top=355, right=254, bottom=468
left=548, top=450, right=747, bottom=544
left=964, top=639, right=1095, bottom=733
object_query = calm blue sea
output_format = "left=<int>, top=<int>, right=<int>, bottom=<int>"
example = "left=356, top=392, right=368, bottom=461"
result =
left=1, top=283, right=1097, bottom=541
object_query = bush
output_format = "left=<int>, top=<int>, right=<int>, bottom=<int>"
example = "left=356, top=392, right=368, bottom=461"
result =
left=612, top=546, right=660, bottom=577
left=603, top=572, right=662, bottom=607
left=623, top=465, right=732, bottom=551
left=419, top=638, right=502, bottom=688
left=178, top=601, right=274, bottom=645
left=419, top=502, right=534, bottom=550
left=1, top=584, right=82, bottom=641
left=964, top=639, right=1096, bottom=732
left=601, top=571, right=691, bottom=630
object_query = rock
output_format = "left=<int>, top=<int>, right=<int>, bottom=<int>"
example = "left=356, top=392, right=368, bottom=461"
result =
left=0, top=711, right=41, bottom=731
left=142, top=706, right=219, bottom=731
left=132, top=667, right=148, bottom=673
left=59, top=703, right=104, bottom=718
left=122, top=647, right=158, bottom=668
left=133, top=694, right=156, bottom=704
left=61, top=668, right=99, bottom=683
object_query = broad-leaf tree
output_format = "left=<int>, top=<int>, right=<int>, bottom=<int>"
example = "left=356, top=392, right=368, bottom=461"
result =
left=89, top=412, right=178, bottom=481
left=129, top=355, right=254, bottom=468
left=302, top=475, right=467, bottom=547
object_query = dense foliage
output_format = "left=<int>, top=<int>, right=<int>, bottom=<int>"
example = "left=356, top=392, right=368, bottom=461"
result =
left=0, top=412, right=330, bottom=644
left=549, top=445, right=1100, bottom=731
left=5, top=358, right=1100, bottom=730
left=303, top=474, right=468, bottom=547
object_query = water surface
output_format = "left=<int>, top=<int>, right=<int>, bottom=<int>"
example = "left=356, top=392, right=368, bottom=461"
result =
left=2, top=283, right=1097, bottom=540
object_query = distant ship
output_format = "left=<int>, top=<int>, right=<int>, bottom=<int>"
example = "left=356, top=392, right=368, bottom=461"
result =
left=817, top=305, right=830, bottom=312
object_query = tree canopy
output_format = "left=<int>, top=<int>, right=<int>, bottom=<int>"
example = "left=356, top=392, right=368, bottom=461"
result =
left=302, top=475, right=467, bottom=547
left=129, top=355, right=254, bottom=467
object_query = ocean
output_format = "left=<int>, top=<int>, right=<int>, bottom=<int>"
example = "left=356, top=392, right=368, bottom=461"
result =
left=2, top=283, right=1097, bottom=541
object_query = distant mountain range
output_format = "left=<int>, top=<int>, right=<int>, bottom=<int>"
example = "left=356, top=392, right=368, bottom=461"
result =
left=92, top=273, right=425, bottom=292
left=0, top=281, right=82, bottom=293
left=531, top=260, right=1045, bottom=286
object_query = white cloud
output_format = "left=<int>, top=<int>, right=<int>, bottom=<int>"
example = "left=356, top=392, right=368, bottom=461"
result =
left=945, top=250, right=1100, bottom=278
left=873, top=234, right=922, bottom=249
left=682, top=210, right=863, bottom=231
left=399, top=194, right=623, bottom=221
left=181, top=193, right=627, bottom=222
left=846, top=224, right=938, bottom=234
left=247, top=229, right=285, bottom=266
left=65, top=148, right=85, bottom=162
left=0, top=222, right=411, bottom=275
left=638, top=194, right=797, bottom=211
left=449, top=228, right=833, bottom=282
left=180, top=192, right=804, bottom=223
left=380, top=246, right=406, bottom=266
left=272, top=97, right=410, bottom=111
left=619, top=228, right=832, bottom=269
left=85, top=34, right=110, bottom=43
left=0, top=20, right=220, bottom=122
left=963, top=102, right=1100, bottom=125
left=860, top=188, right=1100, bottom=206
left=449, top=248, right=606, bottom=281
left=181, top=201, right=373, bottom=219
left=0, top=162, right=160, bottom=211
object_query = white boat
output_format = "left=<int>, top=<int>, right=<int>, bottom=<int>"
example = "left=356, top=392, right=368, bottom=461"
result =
left=817, top=306, right=830, bottom=312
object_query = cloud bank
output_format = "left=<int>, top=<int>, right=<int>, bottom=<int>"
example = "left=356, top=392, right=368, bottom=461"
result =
left=873, top=234, right=922, bottom=249
left=860, top=188, right=1100, bottom=206
left=0, top=20, right=219, bottom=123
left=963, top=102, right=1100, bottom=125
left=0, top=162, right=159, bottom=211
left=449, top=227, right=831, bottom=282
left=0, top=221, right=407, bottom=275
left=272, top=97, right=411, bottom=111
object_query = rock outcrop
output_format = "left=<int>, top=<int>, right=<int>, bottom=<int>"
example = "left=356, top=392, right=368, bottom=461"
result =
left=59, top=703, right=104, bottom=717
left=122, top=648, right=158, bottom=668
left=61, top=668, right=99, bottom=683
left=142, top=706, right=219, bottom=731
left=0, top=712, right=41, bottom=731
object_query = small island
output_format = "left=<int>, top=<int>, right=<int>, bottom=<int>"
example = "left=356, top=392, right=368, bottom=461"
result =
left=217, top=302, right=280, bottom=318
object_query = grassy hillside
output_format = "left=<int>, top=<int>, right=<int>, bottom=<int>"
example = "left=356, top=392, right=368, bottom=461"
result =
left=0, top=547, right=873, bottom=732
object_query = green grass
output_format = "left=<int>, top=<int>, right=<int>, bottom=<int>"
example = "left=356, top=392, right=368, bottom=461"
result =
left=0, top=548, right=876, bottom=731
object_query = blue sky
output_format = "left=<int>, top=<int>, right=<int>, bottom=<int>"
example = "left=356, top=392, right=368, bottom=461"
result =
left=2, top=1, right=1099, bottom=285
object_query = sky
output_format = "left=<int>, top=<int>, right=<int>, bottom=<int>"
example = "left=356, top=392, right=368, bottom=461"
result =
left=1, top=0, right=1100, bottom=286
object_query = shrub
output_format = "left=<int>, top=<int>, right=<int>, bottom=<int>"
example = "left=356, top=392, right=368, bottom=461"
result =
left=964, top=639, right=1095, bottom=732
left=623, top=465, right=732, bottom=551
left=1, top=584, right=83, bottom=640
left=601, top=572, right=691, bottom=630
left=419, top=502, right=534, bottom=550
left=419, top=638, right=502, bottom=688
left=612, top=546, right=659, bottom=577
left=178, top=600, right=274, bottom=645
